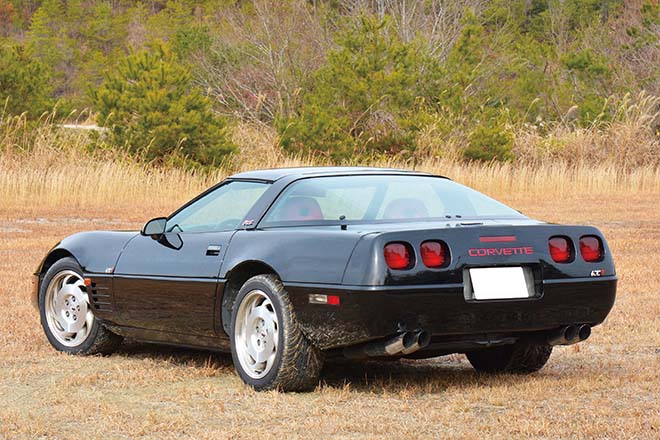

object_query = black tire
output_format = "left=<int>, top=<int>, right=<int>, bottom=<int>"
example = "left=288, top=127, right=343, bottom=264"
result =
left=39, top=257, right=122, bottom=355
left=466, top=340, right=552, bottom=374
left=230, top=274, right=322, bottom=391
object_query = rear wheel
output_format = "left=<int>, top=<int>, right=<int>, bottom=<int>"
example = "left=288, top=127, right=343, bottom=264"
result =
left=466, top=340, right=552, bottom=374
left=230, top=274, right=322, bottom=391
left=39, top=257, right=122, bottom=355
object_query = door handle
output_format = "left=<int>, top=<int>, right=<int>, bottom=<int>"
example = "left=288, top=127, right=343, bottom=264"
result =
left=206, top=245, right=222, bottom=256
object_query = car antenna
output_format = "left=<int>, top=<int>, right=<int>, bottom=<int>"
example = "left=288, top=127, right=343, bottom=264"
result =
left=339, top=215, right=347, bottom=231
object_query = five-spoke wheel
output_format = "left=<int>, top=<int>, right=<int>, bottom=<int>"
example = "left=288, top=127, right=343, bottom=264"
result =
left=39, top=257, right=122, bottom=354
left=44, top=270, right=94, bottom=347
left=234, top=290, right=279, bottom=379
left=230, top=274, right=322, bottom=391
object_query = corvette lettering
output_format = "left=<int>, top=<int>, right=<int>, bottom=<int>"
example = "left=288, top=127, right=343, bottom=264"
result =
left=468, top=246, right=534, bottom=257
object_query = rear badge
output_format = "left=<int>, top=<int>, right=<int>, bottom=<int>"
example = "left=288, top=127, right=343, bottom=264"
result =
left=590, top=269, right=605, bottom=277
left=468, top=246, right=534, bottom=257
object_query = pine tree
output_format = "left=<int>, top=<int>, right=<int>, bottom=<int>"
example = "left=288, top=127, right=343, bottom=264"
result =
left=278, top=16, right=424, bottom=160
left=0, top=44, right=53, bottom=117
left=92, top=45, right=235, bottom=166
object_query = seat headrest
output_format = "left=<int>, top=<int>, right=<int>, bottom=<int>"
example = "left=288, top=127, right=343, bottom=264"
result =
left=275, top=196, right=324, bottom=221
left=383, top=198, right=429, bottom=219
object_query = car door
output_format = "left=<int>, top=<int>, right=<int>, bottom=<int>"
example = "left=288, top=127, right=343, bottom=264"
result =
left=112, top=180, right=270, bottom=337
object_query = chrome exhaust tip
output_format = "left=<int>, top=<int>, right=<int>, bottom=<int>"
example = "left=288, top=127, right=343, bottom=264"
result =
left=343, top=331, right=414, bottom=359
left=384, top=331, right=416, bottom=355
left=565, top=325, right=579, bottom=343
left=417, top=330, right=431, bottom=348
left=578, top=324, right=591, bottom=341
left=400, top=330, right=431, bottom=355
left=547, top=325, right=579, bottom=346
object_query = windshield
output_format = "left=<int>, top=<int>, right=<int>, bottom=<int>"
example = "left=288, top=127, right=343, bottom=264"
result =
left=167, top=181, right=269, bottom=232
left=261, top=175, right=523, bottom=226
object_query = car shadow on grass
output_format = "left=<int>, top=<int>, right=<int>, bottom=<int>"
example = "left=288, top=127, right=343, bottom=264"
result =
left=319, top=357, right=493, bottom=393
left=113, top=341, right=235, bottom=370
left=112, top=342, right=542, bottom=394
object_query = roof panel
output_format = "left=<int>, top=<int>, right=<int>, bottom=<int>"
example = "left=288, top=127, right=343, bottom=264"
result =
left=229, top=166, right=432, bottom=181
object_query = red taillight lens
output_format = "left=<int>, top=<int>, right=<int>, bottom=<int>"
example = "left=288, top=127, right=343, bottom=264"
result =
left=548, top=236, right=572, bottom=263
left=384, top=243, right=411, bottom=270
left=326, top=295, right=341, bottom=306
left=579, top=235, right=603, bottom=262
left=420, top=241, right=449, bottom=268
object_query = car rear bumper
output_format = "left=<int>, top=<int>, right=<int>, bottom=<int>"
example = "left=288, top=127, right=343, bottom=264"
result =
left=284, top=276, right=617, bottom=351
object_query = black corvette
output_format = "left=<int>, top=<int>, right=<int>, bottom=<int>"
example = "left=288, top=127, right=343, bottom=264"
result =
left=33, top=167, right=617, bottom=391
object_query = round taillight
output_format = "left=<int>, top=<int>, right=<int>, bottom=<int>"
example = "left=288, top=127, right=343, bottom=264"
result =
left=548, top=236, right=572, bottom=263
left=579, top=235, right=603, bottom=262
left=384, top=242, right=411, bottom=270
left=420, top=241, right=449, bottom=268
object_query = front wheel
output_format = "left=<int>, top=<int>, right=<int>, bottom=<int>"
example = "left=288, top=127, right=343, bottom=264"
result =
left=466, top=340, right=552, bottom=374
left=230, top=274, right=322, bottom=391
left=39, top=257, right=122, bottom=355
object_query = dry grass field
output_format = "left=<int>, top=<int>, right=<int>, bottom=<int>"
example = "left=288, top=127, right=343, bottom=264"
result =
left=1, top=157, right=659, bottom=439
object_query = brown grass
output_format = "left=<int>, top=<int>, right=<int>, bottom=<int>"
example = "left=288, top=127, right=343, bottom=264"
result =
left=1, top=193, right=659, bottom=439
left=4, top=149, right=660, bottom=214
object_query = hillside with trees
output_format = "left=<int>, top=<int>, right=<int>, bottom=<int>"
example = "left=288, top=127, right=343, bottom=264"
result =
left=1, top=0, right=659, bottom=167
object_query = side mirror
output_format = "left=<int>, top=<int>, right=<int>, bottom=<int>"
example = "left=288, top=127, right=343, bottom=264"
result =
left=141, top=217, right=167, bottom=237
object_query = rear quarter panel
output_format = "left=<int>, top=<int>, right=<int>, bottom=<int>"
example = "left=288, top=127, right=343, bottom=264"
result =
left=220, top=229, right=363, bottom=284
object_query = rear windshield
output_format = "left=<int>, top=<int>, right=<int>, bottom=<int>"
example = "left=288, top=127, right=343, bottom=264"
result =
left=261, top=175, right=524, bottom=226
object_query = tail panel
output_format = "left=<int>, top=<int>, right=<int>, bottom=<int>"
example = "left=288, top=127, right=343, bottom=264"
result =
left=343, top=223, right=615, bottom=286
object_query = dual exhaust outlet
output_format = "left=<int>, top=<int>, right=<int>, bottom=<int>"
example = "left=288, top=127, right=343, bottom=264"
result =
left=343, top=330, right=431, bottom=360
left=342, top=324, right=590, bottom=359
left=547, top=324, right=592, bottom=346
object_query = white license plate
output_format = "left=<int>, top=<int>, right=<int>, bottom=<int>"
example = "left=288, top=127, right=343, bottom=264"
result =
left=469, top=267, right=531, bottom=300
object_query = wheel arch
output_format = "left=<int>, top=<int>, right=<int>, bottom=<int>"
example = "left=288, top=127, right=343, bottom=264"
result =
left=221, top=260, right=280, bottom=335
left=32, top=248, right=79, bottom=310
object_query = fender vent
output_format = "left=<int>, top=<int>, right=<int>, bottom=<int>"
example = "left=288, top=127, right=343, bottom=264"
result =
left=88, top=277, right=114, bottom=312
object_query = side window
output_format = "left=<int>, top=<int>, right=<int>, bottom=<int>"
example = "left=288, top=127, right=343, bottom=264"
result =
left=263, top=180, right=377, bottom=223
left=315, top=186, right=376, bottom=220
left=167, top=181, right=268, bottom=232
